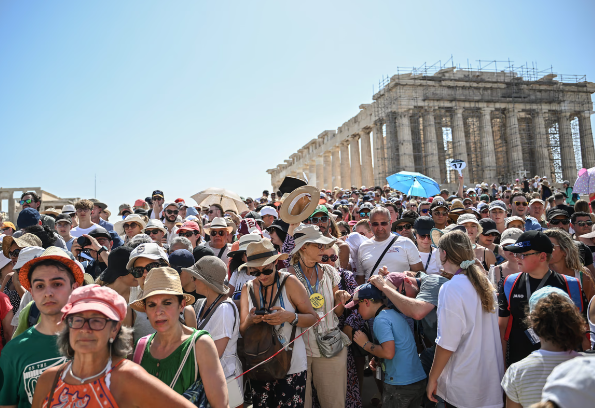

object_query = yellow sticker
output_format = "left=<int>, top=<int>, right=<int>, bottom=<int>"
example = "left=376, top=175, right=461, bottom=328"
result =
left=310, top=293, right=325, bottom=309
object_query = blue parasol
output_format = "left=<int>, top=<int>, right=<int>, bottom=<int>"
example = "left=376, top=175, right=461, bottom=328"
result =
left=386, top=171, right=440, bottom=198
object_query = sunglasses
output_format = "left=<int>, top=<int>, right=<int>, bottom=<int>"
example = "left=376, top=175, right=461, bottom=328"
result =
left=321, top=254, right=338, bottom=263
left=145, top=229, right=162, bottom=235
left=305, top=216, right=328, bottom=224
left=395, top=224, right=412, bottom=231
left=417, top=234, right=430, bottom=240
left=1, top=227, right=12, bottom=232
left=514, top=201, right=528, bottom=207
left=152, top=196, right=164, bottom=201
left=165, top=209, right=179, bottom=215
left=550, top=219, right=570, bottom=225
left=8, top=249, right=21, bottom=258
left=359, top=212, right=370, bottom=217
left=210, top=230, right=226, bottom=236
left=371, top=221, right=389, bottom=227
left=66, top=316, right=112, bottom=331
left=420, top=209, right=429, bottom=214
left=130, top=262, right=161, bottom=278
left=251, top=267, right=275, bottom=277
left=123, top=223, right=139, bottom=230
left=468, top=193, right=477, bottom=197
left=575, top=221, right=594, bottom=227
left=480, top=209, right=489, bottom=214
left=340, top=230, right=349, bottom=236
left=432, top=211, right=448, bottom=216
left=482, top=232, right=500, bottom=237
left=20, top=199, right=33, bottom=205
left=178, top=231, right=197, bottom=238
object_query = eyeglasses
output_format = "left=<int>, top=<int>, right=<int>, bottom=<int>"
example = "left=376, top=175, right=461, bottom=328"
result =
left=165, top=209, right=179, bottom=215
left=482, top=232, right=499, bottom=237
left=76, top=208, right=90, bottom=213
left=321, top=254, right=338, bottom=262
left=514, top=201, right=528, bottom=207
left=359, top=212, right=370, bottom=217
left=340, top=230, right=349, bottom=236
left=371, top=221, right=389, bottom=227
left=395, top=224, right=412, bottom=231
left=432, top=211, right=448, bottom=216
left=420, top=209, right=429, bottom=214
left=549, top=219, right=570, bottom=226
left=468, top=193, right=477, bottom=197
left=305, top=216, right=328, bottom=224
left=575, top=221, right=594, bottom=227
left=417, top=234, right=430, bottom=240
left=123, top=223, right=139, bottom=230
left=210, top=230, right=226, bottom=236
left=20, top=199, right=32, bottom=205
left=178, top=231, right=197, bottom=238
left=250, top=267, right=275, bottom=277
left=8, top=249, right=21, bottom=258
left=66, top=316, right=112, bottom=331
left=130, top=262, right=162, bottom=278
left=145, top=229, right=162, bottom=235
left=480, top=209, right=489, bottom=214
left=513, top=252, right=541, bottom=260
left=152, top=196, right=164, bottom=201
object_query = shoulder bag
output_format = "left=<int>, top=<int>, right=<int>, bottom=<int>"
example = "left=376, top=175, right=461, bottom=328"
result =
left=368, top=235, right=398, bottom=279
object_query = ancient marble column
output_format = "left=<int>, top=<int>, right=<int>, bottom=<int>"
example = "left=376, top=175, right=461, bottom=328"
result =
left=349, top=135, right=362, bottom=188
left=373, top=120, right=387, bottom=185
left=559, top=113, right=578, bottom=182
left=422, top=108, right=440, bottom=182
left=315, top=157, right=324, bottom=190
left=396, top=110, right=415, bottom=172
left=340, top=141, right=351, bottom=188
left=323, top=152, right=332, bottom=191
left=480, top=108, right=497, bottom=182
left=385, top=112, right=397, bottom=175
left=579, top=111, right=595, bottom=169
left=506, top=107, right=524, bottom=179
left=452, top=108, right=471, bottom=180
left=308, top=161, right=317, bottom=186
left=331, top=147, right=341, bottom=188
left=533, top=109, right=551, bottom=180
left=360, top=129, right=374, bottom=188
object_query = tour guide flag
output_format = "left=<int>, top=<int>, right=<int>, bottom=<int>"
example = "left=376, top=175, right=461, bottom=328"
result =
left=386, top=171, right=440, bottom=198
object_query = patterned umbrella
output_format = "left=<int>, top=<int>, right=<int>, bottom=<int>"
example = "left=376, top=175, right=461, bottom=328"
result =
left=573, top=167, right=595, bottom=194
left=386, top=171, right=440, bottom=198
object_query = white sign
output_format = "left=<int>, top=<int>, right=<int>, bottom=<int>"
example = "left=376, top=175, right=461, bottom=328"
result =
left=449, top=160, right=467, bottom=176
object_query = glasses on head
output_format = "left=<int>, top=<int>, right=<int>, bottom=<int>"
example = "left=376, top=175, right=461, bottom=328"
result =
left=145, top=229, right=162, bottom=235
left=395, top=224, right=412, bottom=231
left=417, top=234, right=430, bottom=240
left=550, top=219, right=570, bottom=226
left=433, top=211, right=448, bottom=216
left=130, top=262, right=162, bottom=278
left=305, top=216, right=328, bottom=224
left=513, top=252, right=541, bottom=260
left=210, top=230, right=226, bottom=237
left=576, top=221, right=594, bottom=227
left=420, top=209, right=429, bottom=214
left=514, top=201, right=528, bottom=207
left=250, top=267, right=275, bottom=277
left=20, top=199, right=32, bottom=205
left=66, top=316, right=112, bottom=331
left=321, top=254, right=338, bottom=263
left=178, top=231, right=197, bottom=238
left=123, top=223, right=139, bottom=230
left=8, top=249, right=21, bottom=258
left=371, top=221, right=389, bottom=227
left=165, top=209, right=179, bottom=215
left=359, top=212, right=370, bottom=217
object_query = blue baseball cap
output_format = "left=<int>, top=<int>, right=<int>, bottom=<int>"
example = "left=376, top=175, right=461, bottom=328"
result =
left=17, top=208, right=41, bottom=229
left=168, top=249, right=195, bottom=273
left=345, top=283, right=383, bottom=309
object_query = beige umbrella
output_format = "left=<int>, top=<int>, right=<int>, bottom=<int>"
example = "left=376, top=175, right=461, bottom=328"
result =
left=191, top=187, right=249, bottom=214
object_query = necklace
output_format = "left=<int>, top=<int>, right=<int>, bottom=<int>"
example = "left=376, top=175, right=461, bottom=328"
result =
left=69, top=357, right=112, bottom=384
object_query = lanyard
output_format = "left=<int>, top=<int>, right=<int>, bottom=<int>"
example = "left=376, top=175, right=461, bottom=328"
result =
left=258, top=274, right=285, bottom=311
left=525, top=270, right=551, bottom=300
left=198, top=294, right=223, bottom=322
left=424, top=250, right=433, bottom=271
left=297, top=262, right=320, bottom=295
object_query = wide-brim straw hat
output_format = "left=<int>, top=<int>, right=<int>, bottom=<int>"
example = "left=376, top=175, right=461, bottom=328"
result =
left=2, top=234, right=43, bottom=258
left=114, top=214, right=147, bottom=236
left=430, top=225, right=467, bottom=248
left=182, top=256, right=230, bottom=295
left=279, top=185, right=320, bottom=224
left=19, top=247, right=85, bottom=290
left=239, top=238, right=288, bottom=269
left=289, top=224, right=336, bottom=255
left=41, top=208, right=60, bottom=217
left=203, top=217, right=233, bottom=234
left=130, top=267, right=195, bottom=312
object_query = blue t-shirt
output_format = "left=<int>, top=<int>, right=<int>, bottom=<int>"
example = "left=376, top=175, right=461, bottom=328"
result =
left=373, top=308, right=427, bottom=386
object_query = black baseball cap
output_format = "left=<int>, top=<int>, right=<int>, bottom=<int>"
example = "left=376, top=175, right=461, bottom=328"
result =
left=413, top=216, right=435, bottom=235
left=192, top=244, right=215, bottom=263
left=55, top=214, right=72, bottom=225
left=430, top=200, right=449, bottom=211
left=479, top=218, right=499, bottom=235
left=503, top=230, right=554, bottom=254
left=152, top=190, right=164, bottom=198
left=169, top=249, right=195, bottom=273
left=546, top=208, right=569, bottom=222
left=278, top=176, right=307, bottom=195
left=89, top=226, right=113, bottom=241
left=98, top=246, right=133, bottom=284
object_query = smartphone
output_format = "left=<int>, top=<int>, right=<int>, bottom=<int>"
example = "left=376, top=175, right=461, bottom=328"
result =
left=255, top=310, right=268, bottom=316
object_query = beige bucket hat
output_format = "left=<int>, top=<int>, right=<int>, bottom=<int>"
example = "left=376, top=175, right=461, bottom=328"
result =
left=129, top=267, right=195, bottom=312
left=2, top=233, right=43, bottom=258
left=114, top=214, right=147, bottom=236
left=182, top=256, right=230, bottom=295
left=289, top=224, right=335, bottom=255
left=239, top=238, right=288, bottom=269
left=203, top=217, right=233, bottom=234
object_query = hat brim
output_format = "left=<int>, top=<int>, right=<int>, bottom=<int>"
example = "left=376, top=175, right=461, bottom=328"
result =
left=579, top=231, right=595, bottom=239
left=430, top=228, right=444, bottom=248
left=182, top=267, right=230, bottom=296
left=289, top=234, right=336, bottom=255
left=203, top=226, right=233, bottom=234
left=482, top=229, right=500, bottom=235
left=19, top=255, right=84, bottom=290
left=239, top=252, right=289, bottom=269
left=114, top=219, right=147, bottom=236
left=130, top=290, right=195, bottom=312
left=502, top=244, right=530, bottom=253
left=62, top=300, right=121, bottom=322
left=279, top=185, right=320, bottom=224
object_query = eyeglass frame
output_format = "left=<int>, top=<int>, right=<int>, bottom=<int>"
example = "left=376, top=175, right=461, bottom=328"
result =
left=130, top=262, right=162, bottom=278
left=304, top=216, right=329, bottom=224
left=66, top=315, right=113, bottom=331
left=513, top=252, right=542, bottom=260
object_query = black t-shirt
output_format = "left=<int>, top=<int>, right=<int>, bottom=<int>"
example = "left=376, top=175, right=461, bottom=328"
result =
left=498, top=271, right=587, bottom=365
left=576, top=241, right=593, bottom=267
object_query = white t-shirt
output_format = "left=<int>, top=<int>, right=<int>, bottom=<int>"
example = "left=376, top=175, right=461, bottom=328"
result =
left=207, top=242, right=231, bottom=265
left=70, top=223, right=99, bottom=238
left=357, top=235, right=422, bottom=279
left=419, top=248, right=441, bottom=275
left=229, top=269, right=255, bottom=300
left=194, top=299, right=240, bottom=378
left=435, top=274, right=504, bottom=408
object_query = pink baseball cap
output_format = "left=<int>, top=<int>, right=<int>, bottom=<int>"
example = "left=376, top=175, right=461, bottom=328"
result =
left=384, top=272, right=407, bottom=290
left=134, top=199, right=145, bottom=207
left=61, top=284, right=127, bottom=322
left=178, top=221, right=201, bottom=232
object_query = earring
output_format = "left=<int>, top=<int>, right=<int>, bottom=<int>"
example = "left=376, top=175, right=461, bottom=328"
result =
left=109, top=338, right=114, bottom=343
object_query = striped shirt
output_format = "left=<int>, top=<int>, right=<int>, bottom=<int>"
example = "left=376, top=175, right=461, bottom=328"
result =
left=501, top=349, right=579, bottom=407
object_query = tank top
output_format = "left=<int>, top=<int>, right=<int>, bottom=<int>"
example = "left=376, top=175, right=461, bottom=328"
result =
left=43, top=359, right=124, bottom=408
left=588, top=296, right=595, bottom=350
left=247, top=273, right=307, bottom=375
left=133, top=310, right=156, bottom=345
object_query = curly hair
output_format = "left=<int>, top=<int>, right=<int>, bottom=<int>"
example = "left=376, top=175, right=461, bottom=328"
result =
left=75, top=199, right=94, bottom=211
left=524, top=293, right=585, bottom=351
left=23, top=225, right=57, bottom=248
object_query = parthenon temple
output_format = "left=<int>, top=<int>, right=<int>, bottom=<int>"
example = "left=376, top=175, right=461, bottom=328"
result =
left=267, top=61, right=595, bottom=192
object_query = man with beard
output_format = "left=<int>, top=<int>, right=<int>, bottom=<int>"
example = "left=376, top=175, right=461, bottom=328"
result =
left=303, top=205, right=350, bottom=269
left=90, top=199, right=114, bottom=231
left=161, top=202, right=180, bottom=246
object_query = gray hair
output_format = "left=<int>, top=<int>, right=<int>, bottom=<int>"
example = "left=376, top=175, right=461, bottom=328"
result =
left=56, top=323, right=133, bottom=359
left=170, top=236, right=193, bottom=252
left=125, top=234, right=153, bottom=249
left=370, top=206, right=391, bottom=221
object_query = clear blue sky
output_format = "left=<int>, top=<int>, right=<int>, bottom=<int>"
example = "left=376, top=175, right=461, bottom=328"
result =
left=1, top=0, right=594, bottom=220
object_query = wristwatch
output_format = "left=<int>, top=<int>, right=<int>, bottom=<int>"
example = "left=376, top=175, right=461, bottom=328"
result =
left=290, top=313, right=299, bottom=326
left=97, top=246, right=108, bottom=257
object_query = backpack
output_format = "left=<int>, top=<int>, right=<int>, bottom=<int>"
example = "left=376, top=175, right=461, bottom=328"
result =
left=241, top=272, right=297, bottom=382
left=503, top=272, right=583, bottom=341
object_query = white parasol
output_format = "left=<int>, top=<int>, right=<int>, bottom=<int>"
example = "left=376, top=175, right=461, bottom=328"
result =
left=191, top=187, right=249, bottom=214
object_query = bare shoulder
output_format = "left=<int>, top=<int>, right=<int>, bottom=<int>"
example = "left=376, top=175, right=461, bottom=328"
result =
left=35, top=364, right=64, bottom=395
left=336, top=240, right=349, bottom=249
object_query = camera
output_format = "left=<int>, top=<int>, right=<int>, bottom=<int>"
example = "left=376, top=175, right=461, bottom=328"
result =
left=77, top=236, right=92, bottom=248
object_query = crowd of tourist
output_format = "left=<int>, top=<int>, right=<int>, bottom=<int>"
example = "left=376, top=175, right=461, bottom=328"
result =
left=0, top=175, right=594, bottom=408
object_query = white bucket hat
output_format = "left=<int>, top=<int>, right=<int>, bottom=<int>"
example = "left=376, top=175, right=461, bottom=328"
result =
left=203, top=217, right=233, bottom=234
left=114, top=214, right=147, bottom=236
left=289, top=224, right=335, bottom=255
left=143, top=219, right=168, bottom=235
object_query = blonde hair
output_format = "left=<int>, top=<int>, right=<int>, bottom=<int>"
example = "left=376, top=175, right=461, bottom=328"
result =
left=355, top=219, right=371, bottom=232
left=438, top=230, right=496, bottom=313
left=543, top=229, right=582, bottom=270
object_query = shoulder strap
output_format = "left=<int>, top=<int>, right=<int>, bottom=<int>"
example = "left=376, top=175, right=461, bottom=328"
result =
left=133, top=334, right=152, bottom=365
left=270, top=273, right=290, bottom=310
left=197, top=297, right=224, bottom=331
left=247, top=280, right=259, bottom=310
left=217, top=245, right=226, bottom=259
left=47, top=363, right=68, bottom=407
left=170, top=330, right=200, bottom=388
left=504, top=273, right=524, bottom=341
left=370, top=236, right=398, bottom=276
left=561, top=275, right=584, bottom=312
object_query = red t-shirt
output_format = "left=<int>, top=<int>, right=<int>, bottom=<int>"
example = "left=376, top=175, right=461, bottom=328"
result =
left=0, top=292, right=13, bottom=354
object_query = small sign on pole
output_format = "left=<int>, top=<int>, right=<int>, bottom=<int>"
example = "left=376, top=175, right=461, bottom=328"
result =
left=449, top=159, right=467, bottom=177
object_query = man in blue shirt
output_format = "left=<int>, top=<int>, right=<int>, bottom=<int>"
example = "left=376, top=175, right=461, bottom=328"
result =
left=348, top=283, right=427, bottom=408
left=90, top=199, right=114, bottom=231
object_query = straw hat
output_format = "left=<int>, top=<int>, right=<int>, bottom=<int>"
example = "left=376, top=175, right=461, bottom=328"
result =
left=41, top=208, right=60, bottom=217
left=239, top=238, right=288, bottom=269
left=114, top=214, right=147, bottom=236
left=279, top=185, right=320, bottom=224
left=228, top=233, right=262, bottom=258
left=289, top=224, right=336, bottom=255
left=203, top=217, right=233, bottom=234
left=143, top=219, right=168, bottom=235
left=2, top=234, right=43, bottom=258
left=19, top=247, right=85, bottom=290
left=182, top=256, right=230, bottom=295
left=129, top=267, right=195, bottom=312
